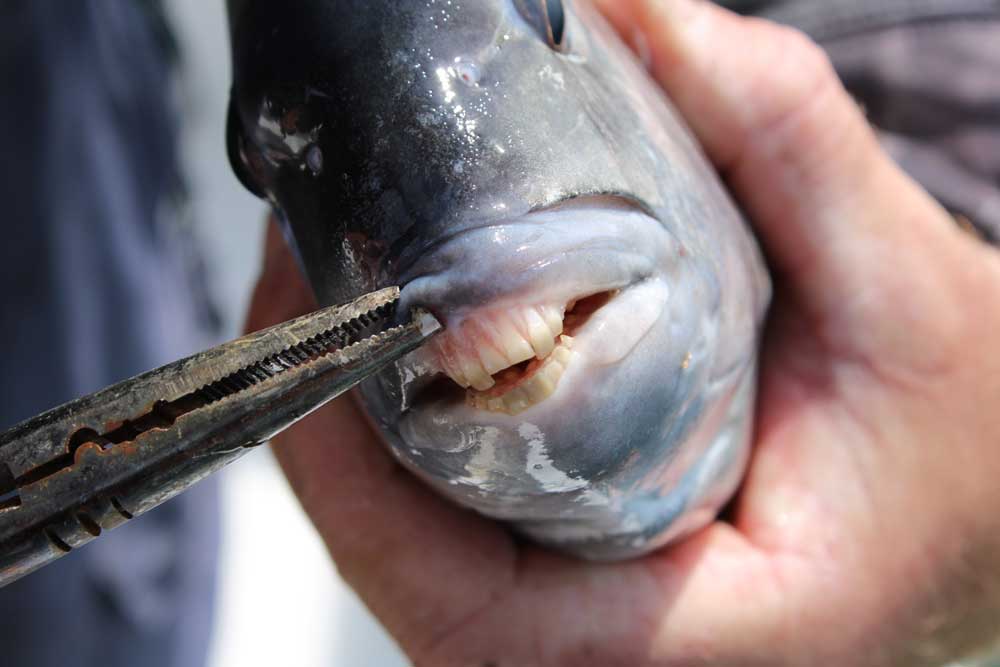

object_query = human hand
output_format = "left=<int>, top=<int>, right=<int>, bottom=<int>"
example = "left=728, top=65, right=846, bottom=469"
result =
left=245, top=1, right=1000, bottom=664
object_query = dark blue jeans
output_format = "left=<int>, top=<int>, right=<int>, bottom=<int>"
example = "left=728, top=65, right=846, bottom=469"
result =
left=0, top=2, right=220, bottom=666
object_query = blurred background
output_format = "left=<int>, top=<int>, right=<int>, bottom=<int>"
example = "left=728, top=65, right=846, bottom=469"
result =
left=0, top=0, right=405, bottom=664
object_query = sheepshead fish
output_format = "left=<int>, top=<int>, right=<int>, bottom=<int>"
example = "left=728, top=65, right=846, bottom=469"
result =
left=226, top=0, right=771, bottom=559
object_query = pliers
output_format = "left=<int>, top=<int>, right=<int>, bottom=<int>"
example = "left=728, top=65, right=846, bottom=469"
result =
left=0, top=287, right=440, bottom=588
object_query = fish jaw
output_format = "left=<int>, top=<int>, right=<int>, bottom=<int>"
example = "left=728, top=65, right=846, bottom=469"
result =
left=361, top=223, right=752, bottom=559
left=366, top=196, right=719, bottom=486
left=393, top=197, right=684, bottom=413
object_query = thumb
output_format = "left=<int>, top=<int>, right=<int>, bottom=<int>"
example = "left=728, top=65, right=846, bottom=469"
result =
left=593, top=0, right=978, bottom=365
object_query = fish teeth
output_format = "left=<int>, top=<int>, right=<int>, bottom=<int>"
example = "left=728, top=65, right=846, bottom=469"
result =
left=430, top=303, right=569, bottom=396
left=465, top=336, right=575, bottom=415
left=554, top=335, right=574, bottom=361
left=503, top=391, right=532, bottom=415
left=465, top=320, right=511, bottom=375
left=523, top=373, right=555, bottom=402
left=437, top=333, right=494, bottom=391
left=460, top=356, right=495, bottom=391
left=476, top=341, right=510, bottom=377
left=490, top=315, right=535, bottom=366
left=521, top=308, right=556, bottom=360
left=450, top=323, right=495, bottom=390
left=436, top=339, right=471, bottom=388
left=538, top=304, right=565, bottom=336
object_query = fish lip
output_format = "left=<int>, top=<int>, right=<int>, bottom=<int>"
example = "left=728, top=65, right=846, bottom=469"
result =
left=390, top=194, right=658, bottom=284
left=395, top=194, right=672, bottom=323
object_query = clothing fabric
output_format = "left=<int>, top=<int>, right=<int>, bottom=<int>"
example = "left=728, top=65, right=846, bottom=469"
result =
left=0, top=2, right=220, bottom=666
left=721, top=0, right=1000, bottom=243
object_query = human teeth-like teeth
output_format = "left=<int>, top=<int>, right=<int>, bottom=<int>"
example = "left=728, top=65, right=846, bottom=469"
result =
left=521, top=308, right=556, bottom=360
left=437, top=341, right=470, bottom=388
left=538, top=305, right=565, bottom=336
left=436, top=337, right=493, bottom=391
left=470, top=327, right=510, bottom=376
left=491, top=316, right=536, bottom=366
left=457, top=353, right=494, bottom=392
left=428, top=303, right=567, bottom=392
left=468, top=336, right=575, bottom=415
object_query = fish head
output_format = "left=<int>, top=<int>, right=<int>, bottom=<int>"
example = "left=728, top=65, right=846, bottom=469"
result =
left=228, top=0, right=771, bottom=558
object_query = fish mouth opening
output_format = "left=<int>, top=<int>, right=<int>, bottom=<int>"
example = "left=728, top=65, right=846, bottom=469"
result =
left=399, top=195, right=676, bottom=416
left=425, top=291, right=618, bottom=415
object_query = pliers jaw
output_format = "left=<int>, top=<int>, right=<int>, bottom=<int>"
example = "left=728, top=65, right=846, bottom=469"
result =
left=0, top=287, right=440, bottom=586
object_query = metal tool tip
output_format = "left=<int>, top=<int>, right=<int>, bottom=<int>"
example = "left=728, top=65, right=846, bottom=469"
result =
left=413, top=309, right=443, bottom=337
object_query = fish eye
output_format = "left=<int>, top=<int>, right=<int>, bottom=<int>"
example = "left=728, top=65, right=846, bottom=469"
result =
left=545, top=0, right=566, bottom=49
left=517, top=0, right=568, bottom=51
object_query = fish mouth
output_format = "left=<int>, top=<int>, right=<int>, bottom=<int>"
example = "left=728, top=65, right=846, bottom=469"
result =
left=398, top=196, right=679, bottom=416
left=425, top=290, right=618, bottom=414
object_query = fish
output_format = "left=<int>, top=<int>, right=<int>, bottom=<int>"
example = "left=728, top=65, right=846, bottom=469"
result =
left=225, top=0, right=771, bottom=560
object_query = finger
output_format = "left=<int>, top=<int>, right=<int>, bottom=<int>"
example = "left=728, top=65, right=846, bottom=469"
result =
left=592, top=0, right=968, bottom=336
left=244, top=220, right=518, bottom=656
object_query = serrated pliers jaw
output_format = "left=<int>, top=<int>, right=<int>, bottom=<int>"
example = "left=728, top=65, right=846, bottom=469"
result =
left=0, top=287, right=441, bottom=587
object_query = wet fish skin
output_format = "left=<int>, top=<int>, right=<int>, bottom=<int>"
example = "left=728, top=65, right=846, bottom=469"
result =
left=227, top=0, right=771, bottom=559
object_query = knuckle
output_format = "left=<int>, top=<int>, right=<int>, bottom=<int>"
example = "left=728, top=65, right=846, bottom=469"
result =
left=771, top=23, right=835, bottom=84
left=739, top=20, right=856, bottom=176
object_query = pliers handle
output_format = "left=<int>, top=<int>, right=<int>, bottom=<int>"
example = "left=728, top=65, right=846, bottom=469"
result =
left=0, top=287, right=440, bottom=587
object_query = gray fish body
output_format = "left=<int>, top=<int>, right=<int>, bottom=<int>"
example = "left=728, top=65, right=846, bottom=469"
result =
left=228, top=0, right=771, bottom=559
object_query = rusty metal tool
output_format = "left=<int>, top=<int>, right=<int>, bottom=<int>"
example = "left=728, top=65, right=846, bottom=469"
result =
left=0, top=287, right=441, bottom=588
